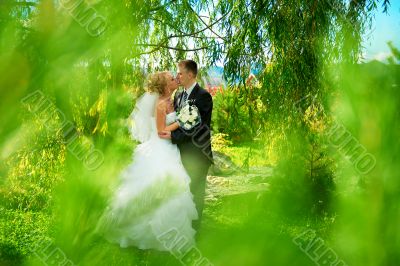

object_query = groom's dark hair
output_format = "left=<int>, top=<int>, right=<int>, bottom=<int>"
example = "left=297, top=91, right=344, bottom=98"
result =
left=179, top=60, right=198, bottom=76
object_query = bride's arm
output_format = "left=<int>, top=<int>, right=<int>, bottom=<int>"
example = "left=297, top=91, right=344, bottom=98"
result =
left=156, top=101, right=167, bottom=134
left=156, top=101, right=179, bottom=133
left=164, top=122, right=179, bottom=131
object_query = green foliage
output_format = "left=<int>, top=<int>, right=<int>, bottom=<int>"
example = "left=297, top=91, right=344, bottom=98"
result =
left=331, top=56, right=400, bottom=265
left=0, top=208, right=52, bottom=260
left=268, top=130, right=336, bottom=219
left=212, top=84, right=265, bottom=142
left=211, top=133, right=232, bottom=150
left=1, top=0, right=398, bottom=265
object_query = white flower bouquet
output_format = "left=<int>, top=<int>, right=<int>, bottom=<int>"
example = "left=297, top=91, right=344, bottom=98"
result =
left=176, top=102, right=201, bottom=130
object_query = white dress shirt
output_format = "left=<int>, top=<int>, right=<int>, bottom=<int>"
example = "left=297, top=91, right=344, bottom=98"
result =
left=184, top=82, right=197, bottom=98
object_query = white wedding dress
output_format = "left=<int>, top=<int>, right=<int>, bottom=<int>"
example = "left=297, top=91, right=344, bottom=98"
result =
left=97, top=93, right=198, bottom=251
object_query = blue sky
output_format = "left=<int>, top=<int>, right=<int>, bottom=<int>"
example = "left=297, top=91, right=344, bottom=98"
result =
left=363, top=1, right=400, bottom=61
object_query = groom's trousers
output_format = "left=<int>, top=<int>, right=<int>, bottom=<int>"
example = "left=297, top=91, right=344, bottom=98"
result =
left=181, top=154, right=211, bottom=231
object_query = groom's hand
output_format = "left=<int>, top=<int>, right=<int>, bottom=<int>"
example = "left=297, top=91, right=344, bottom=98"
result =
left=158, top=131, right=171, bottom=139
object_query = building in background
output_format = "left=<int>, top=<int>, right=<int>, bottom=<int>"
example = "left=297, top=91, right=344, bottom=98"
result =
left=201, top=66, right=225, bottom=96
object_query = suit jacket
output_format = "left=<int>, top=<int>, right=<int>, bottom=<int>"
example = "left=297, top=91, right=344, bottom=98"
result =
left=172, top=83, right=214, bottom=165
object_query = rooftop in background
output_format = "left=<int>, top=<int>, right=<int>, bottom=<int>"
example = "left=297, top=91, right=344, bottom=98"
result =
left=202, top=66, right=224, bottom=96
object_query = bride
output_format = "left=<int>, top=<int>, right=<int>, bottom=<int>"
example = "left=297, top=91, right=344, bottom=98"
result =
left=97, top=71, right=198, bottom=252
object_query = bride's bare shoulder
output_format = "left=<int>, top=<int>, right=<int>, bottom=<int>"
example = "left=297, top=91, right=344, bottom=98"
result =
left=156, top=98, right=168, bottom=112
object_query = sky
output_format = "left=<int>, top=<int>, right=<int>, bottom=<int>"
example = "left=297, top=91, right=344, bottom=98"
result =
left=362, top=1, right=400, bottom=62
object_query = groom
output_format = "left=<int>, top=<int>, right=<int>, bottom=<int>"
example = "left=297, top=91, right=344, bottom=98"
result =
left=159, top=60, right=213, bottom=231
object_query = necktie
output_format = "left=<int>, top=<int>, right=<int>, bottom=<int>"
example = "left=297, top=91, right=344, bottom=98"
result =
left=181, top=91, right=188, bottom=107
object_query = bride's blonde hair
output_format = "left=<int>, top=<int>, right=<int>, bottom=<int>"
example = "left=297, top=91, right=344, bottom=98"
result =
left=146, top=71, right=169, bottom=95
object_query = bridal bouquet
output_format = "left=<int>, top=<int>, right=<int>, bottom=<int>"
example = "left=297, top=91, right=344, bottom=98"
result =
left=177, top=102, right=201, bottom=130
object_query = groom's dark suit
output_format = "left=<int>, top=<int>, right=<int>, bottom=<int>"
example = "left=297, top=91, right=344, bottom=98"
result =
left=172, top=83, right=213, bottom=231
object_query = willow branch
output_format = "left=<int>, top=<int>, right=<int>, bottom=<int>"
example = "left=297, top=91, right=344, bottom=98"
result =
left=135, top=43, right=210, bottom=52
left=11, top=1, right=36, bottom=7
left=167, top=13, right=228, bottom=39
left=149, top=0, right=178, bottom=12
left=186, top=2, right=227, bottom=41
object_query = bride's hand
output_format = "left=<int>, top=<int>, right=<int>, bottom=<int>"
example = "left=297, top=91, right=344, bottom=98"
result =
left=158, top=131, right=171, bottom=139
